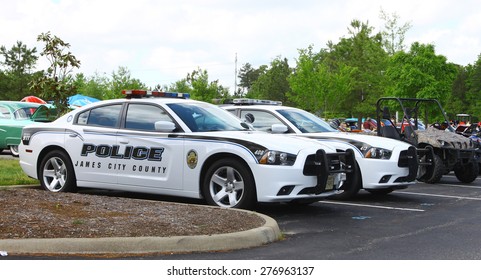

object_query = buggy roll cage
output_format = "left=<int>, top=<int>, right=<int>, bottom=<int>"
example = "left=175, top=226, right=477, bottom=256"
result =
left=376, top=97, right=455, bottom=139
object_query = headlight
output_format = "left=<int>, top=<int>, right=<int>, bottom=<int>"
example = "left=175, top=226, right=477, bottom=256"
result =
left=257, top=150, right=297, bottom=165
left=437, top=140, right=452, bottom=147
left=360, top=144, right=392, bottom=159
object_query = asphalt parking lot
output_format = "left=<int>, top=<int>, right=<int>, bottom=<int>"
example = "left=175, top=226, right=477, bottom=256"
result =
left=147, top=174, right=481, bottom=260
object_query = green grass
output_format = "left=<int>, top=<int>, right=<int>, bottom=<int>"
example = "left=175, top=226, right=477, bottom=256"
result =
left=0, top=158, right=39, bottom=186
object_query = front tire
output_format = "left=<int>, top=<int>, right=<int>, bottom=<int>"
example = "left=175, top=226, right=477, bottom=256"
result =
left=419, top=153, right=444, bottom=184
left=454, top=161, right=479, bottom=183
left=202, top=158, right=256, bottom=209
left=39, top=150, right=77, bottom=192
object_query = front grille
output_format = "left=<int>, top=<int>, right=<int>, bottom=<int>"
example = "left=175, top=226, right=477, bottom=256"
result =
left=303, top=150, right=354, bottom=176
left=396, top=146, right=418, bottom=182
left=303, top=154, right=340, bottom=175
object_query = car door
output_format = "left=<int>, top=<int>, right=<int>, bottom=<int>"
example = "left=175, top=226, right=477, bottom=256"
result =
left=116, top=103, right=184, bottom=191
left=65, top=103, right=122, bottom=185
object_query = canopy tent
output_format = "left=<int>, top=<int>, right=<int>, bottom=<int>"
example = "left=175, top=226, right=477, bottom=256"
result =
left=68, top=94, right=100, bottom=107
left=20, top=96, right=47, bottom=104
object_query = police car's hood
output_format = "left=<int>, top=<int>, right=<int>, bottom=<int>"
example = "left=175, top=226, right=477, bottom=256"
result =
left=301, top=131, right=412, bottom=150
left=202, top=131, right=337, bottom=154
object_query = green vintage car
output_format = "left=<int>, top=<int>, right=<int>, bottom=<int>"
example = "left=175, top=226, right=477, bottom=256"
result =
left=0, top=101, right=56, bottom=156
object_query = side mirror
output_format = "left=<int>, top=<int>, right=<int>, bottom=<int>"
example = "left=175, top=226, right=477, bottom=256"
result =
left=271, top=124, right=288, bottom=133
left=244, top=113, right=255, bottom=124
left=154, top=121, right=176, bottom=132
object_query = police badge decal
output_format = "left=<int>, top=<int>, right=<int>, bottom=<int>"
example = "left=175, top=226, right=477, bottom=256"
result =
left=186, top=149, right=198, bottom=169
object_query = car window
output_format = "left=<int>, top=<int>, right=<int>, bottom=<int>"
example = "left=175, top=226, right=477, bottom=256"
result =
left=13, top=108, right=30, bottom=120
left=168, top=102, right=246, bottom=132
left=239, top=110, right=284, bottom=132
left=124, top=104, right=173, bottom=131
left=77, top=104, right=121, bottom=128
left=31, top=106, right=57, bottom=122
left=18, top=107, right=38, bottom=119
left=277, top=109, right=336, bottom=133
left=0, top=106, right=10, bottom=119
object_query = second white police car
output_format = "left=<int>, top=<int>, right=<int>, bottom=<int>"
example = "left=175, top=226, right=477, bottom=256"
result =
left=223, top=99, right=419, bottom=199
left=19, top=90, right=357, bottom=209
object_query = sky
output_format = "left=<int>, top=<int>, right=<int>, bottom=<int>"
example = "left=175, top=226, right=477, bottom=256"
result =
left=1, top=0, right=481, bottom=93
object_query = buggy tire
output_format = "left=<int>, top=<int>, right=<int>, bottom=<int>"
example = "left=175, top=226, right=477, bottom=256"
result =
left=419, top=153, right=444, bottom=184
left=454, top=161, right=479, bottom=183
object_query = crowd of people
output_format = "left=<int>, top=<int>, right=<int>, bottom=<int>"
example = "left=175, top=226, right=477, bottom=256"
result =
left=333, top=117, right=378, bottom=132
left=332, top=116, right=481, bottom=136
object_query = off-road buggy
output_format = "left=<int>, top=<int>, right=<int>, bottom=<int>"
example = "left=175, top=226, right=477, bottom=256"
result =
left=376, top=97, right=479, bottom=184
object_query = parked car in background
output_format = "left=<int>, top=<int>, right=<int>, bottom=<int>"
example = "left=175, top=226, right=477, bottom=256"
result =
left=20, top=96, right=47, bottom=104
left=223, top=99, right=418, bottom=199
left=19, top=90, right=357, bottom=209
left=0, top=101, right=56, bottom=156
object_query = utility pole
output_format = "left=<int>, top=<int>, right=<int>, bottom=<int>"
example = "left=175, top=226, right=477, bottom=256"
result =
left=234, top=53, right=237, bottom=96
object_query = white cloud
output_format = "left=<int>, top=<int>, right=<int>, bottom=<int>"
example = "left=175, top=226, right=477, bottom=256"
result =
left=1, top=0, right=480, bottom=92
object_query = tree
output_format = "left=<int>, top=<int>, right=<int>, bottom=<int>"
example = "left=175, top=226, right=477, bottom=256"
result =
left=186, top=68, right=229, bottom=102
left=0, top=41, right=38, bottom=100
left=237, top=63, right=265, bottom=96
left=166, top=79, right=192, bottom=93
left=74, top=72, right=107, bottom=101
left=444, top=65, right=468, bottom=117
left=460, top=54, right=481, bottom=118
left=379, top=9, right=412, bottom=55
left=386, top=42, right=457, bottom=102
left=104, top=66, right=146, bottom=99
left=0, top=41, right=37, bottom=74
left=288, top=45, right=354, bottom=118
left=248, top=57, right=291, bottom=104
left=30, top=32, right=80, bottom=117
left=323, top=20, right=389, bottom=119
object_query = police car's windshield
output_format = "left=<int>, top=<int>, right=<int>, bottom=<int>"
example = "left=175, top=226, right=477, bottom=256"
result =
left=277, top=109, right=337, bottom=133
left=168, top=102, right=249, bottom=132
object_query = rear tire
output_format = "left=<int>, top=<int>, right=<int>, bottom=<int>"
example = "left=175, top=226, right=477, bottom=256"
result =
left=202, top=158, right=256, bottom=209
left=39, top=150, right=77, bottom=192
left=9, top=145, right=19, bottom=157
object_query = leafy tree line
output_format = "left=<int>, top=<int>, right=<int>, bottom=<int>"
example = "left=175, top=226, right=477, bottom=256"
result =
left=1, top=10, right=481, bottom=121
left=239, top=13, right=481, bottom=122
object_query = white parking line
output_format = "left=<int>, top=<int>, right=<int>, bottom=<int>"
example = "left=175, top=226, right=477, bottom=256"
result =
left=399, top=191, right=481, bottom=201
left=438, top=184, right=481, bottom=189
left=319, top=201, right=425, bottom=212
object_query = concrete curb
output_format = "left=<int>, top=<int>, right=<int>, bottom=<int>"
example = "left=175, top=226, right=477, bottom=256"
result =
left=0, top=212, right=281, bottom=255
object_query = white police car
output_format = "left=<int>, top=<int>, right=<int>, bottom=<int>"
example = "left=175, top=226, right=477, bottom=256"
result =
left=18, top=90, right=356, bottom=209
left=223, top=99, right=418, bottom=199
